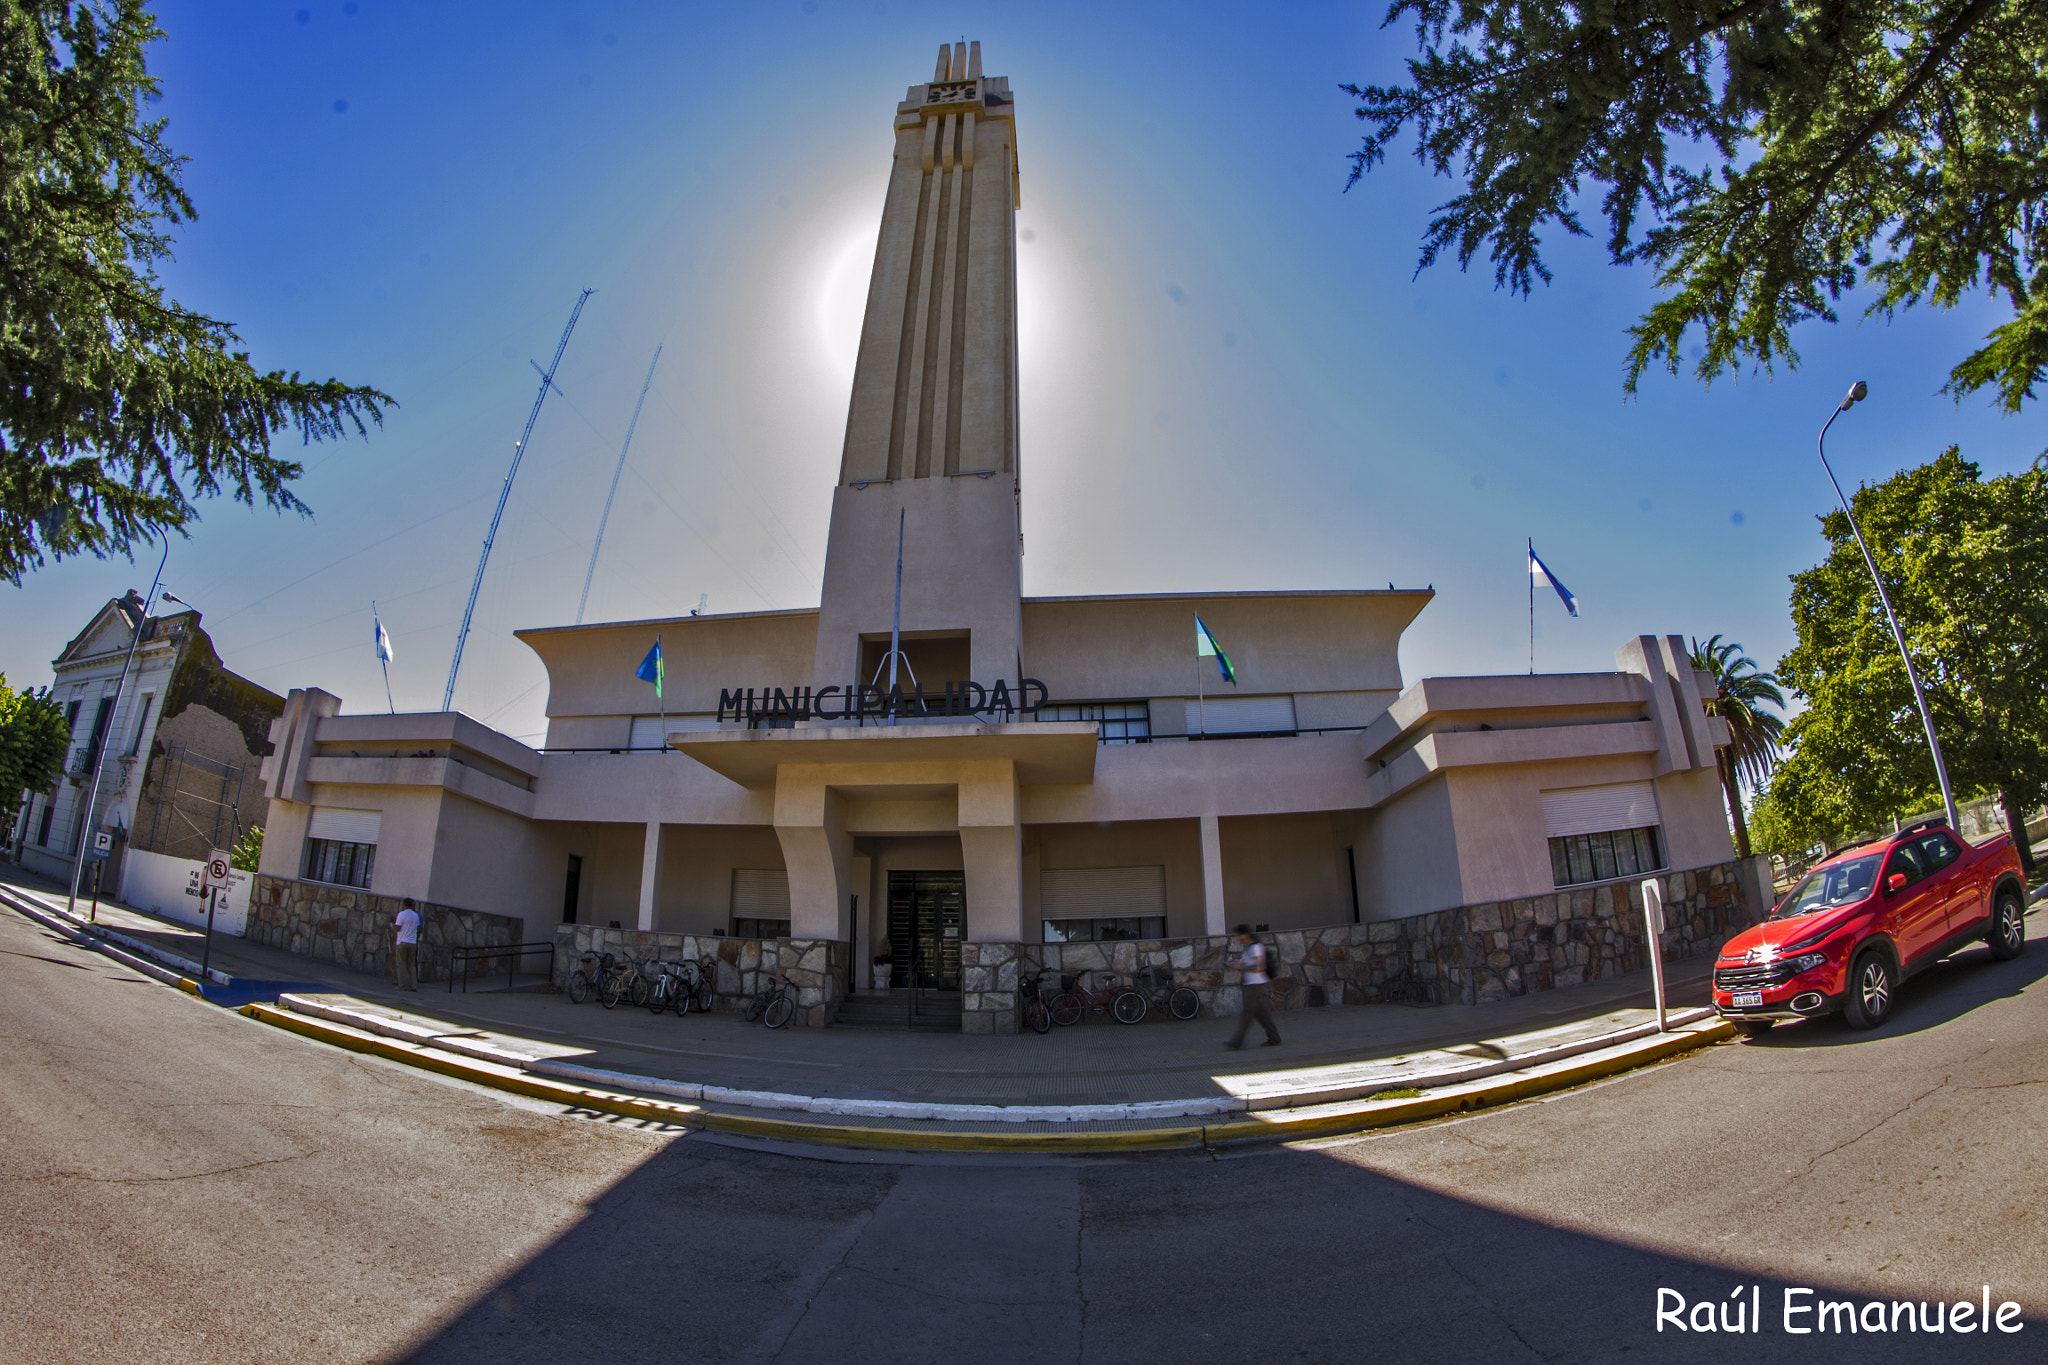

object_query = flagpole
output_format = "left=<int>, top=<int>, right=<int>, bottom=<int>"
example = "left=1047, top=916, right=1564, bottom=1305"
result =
left=656, top=634, right=665, bottom=754
left=1195, top=613, right=1206, bottom=736
left=889, top=509, right=903, bottom=727
left=1527, top=539, right=1535, bottom=675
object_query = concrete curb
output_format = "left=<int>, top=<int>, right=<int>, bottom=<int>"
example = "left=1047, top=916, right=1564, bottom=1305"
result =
left=240, top=998, right=1736, bottom=1153
left=275, top=990, right=1712, bottom=1125
left=1, top=885, right=207, bottom=997
left=0, top=885, right=231, bottom=986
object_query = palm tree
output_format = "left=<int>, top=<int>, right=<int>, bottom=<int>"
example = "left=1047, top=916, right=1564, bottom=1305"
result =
left=1690, top=635, right=1788, bottom=859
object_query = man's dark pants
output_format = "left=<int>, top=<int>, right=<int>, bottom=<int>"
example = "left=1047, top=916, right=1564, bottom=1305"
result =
left=1228, top=982, right=1281, bottom=1046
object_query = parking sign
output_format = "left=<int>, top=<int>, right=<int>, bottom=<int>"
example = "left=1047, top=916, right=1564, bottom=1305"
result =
left=202, top=849, right=232, bottom=890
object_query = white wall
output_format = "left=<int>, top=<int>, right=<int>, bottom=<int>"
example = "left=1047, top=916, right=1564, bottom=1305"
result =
left=120, top=847, right=250, bottom=936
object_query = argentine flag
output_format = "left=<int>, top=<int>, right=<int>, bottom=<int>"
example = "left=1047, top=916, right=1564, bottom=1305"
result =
left=1194, top=616, right=1236, bottom=685
left=1528, top=545, right=1580, bottom=617
left=636, top=637, right=664, bottom=699
left=373, top=611, right=394, bottom=662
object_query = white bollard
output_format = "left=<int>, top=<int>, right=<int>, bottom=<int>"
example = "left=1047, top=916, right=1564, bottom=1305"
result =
left=1641, top=878, right=1668, bottom=1032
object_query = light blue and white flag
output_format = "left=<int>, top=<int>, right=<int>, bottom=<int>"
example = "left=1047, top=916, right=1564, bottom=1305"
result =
left=374, top=612, right=395, bottom=663
left=1528, top=545, right=1579, bottom=617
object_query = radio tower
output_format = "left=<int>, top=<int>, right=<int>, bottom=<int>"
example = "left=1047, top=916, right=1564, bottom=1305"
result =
left=576, top=342, right=662, bottom=625
left=444, top=288, right=594, bottom=712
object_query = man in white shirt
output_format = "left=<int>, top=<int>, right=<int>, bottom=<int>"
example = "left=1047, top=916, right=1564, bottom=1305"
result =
left=1225, top=924, right=1281, bottom=1049
left=393, top=898, right=421, bottom=991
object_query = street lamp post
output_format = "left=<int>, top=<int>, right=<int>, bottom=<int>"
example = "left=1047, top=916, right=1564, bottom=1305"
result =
left=1816, top=381, right=1961, bottom=833
left=67, top=535, right=170, bottom=917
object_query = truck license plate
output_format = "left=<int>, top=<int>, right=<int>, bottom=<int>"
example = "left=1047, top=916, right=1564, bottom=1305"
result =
left=1733, top=991, right=1763, bottom=1008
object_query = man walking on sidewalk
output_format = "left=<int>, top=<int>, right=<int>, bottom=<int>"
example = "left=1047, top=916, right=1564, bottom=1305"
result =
left=1225, top=925, right=1281, bottom=1049
left=393, top=898, right=421, bottom=991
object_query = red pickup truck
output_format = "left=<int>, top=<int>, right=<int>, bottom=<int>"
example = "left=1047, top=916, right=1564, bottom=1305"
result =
left=1713, top=821, right=2028, bottom=1035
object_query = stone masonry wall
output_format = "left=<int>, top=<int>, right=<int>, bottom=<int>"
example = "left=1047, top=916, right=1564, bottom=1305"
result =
left=552, top=923, right=850, bottom=1028
left=247, top=873, right=523, bottom=984
left=964, top=857, right=1764, bottom=1034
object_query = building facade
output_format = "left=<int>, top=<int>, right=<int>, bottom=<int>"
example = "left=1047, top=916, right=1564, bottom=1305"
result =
left=12, top=599, right=281, bottom=896
left=252, top=43, right=1746, bottom=1027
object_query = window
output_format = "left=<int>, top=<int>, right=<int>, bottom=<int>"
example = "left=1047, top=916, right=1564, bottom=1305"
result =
left=1549, top=826, right=1664, bottom=887
left=126, top=693, right=154, bottom=756
left=733, top=918, right=792, bottom=939
left=305, top=838, right=376, bottom=889
left=1038, top=701, right=1150, bottom=745
left=1884, top=841, right=1927, bottom=889
left=731, top=868, right=790, bottom=938
left=1916, top=831, right=1960, bottom=872
left=36, top=801, right=54, bottom=847
left=304, top=807, right=380, bottom=890
left=1043, top=916, right=1166, bottom=943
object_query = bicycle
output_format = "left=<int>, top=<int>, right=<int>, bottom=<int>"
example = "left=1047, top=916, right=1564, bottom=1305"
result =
left=1018, top=968, right=1053, bottom=1035
left=1133, top=965, right=1201, bottom=1021
left=647, top=961, right=692, bottom=1016
left=567, top=952, right=615, bottom=1005
left=745, top=973, right=797, bottom=1029
left=1049, top=970, right=1146, bottom=1026
left=685, top=955, right=719, bottom=1012
left=601, top=958, right=649, bottom=1010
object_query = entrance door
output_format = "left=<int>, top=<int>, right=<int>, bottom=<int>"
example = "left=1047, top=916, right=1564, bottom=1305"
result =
left=888, top=871, right=963, bottom=989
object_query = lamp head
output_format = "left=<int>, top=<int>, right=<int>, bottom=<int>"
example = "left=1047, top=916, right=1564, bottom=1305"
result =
left=160, top=592, right=186, bottom=606
left=1840, top=380, right=1868, bottom=410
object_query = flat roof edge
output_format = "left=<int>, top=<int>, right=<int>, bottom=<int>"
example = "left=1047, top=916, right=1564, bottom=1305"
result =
left=1021, top=589, right=1435, bottom=606
left=517, top=606, right=821, bottom=639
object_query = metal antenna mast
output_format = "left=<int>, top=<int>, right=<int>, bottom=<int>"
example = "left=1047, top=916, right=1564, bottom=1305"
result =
left=576, top=342, right=662, bottom=625
left=444, top=288, right=594, bottom=711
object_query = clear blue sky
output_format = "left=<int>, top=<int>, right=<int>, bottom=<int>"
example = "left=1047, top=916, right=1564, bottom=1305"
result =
left=4, top=0, right=2036, bottom=744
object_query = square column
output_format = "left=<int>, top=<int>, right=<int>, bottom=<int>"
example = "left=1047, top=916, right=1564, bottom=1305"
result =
left=636, top=821, right=663, bottom=932
left=958, top=760, right=1022, bottom=942
left=1199, top=812, right=1227, bottom=935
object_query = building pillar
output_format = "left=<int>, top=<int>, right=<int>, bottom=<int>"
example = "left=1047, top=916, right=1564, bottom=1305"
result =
left=1199, top=812, right=1227, bottom=936
left=636, top=821, right=663, bottom=932
left=773, top=772, right=854, bottom=941
left=958, top=761, right=1022, bottom=942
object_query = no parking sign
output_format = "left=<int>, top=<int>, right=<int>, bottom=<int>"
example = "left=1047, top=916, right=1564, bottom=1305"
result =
left=202, top=850, right=231, bottom=891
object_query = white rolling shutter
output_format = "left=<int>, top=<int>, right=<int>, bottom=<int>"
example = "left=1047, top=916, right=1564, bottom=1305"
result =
left=731, top=869, right=791, bottom=918
left=308, top=807, right=381, bottom=844
left=1542, top=781, right=1660, bottom=838
left=1183, top=695, right=1297, bottom=735
left=1041, top=866, right=1167, bottom=918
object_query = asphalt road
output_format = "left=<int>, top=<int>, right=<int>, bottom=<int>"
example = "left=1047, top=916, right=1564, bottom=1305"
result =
left=4, top=900, right=2043, bottom=1365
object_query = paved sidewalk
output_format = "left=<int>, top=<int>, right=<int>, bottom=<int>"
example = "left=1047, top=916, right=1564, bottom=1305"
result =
left=2, top=859, right=1714, bottom=1109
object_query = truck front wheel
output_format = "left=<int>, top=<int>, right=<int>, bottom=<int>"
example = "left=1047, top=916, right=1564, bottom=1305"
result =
left=1842, top=951, right=1895, bottom=1031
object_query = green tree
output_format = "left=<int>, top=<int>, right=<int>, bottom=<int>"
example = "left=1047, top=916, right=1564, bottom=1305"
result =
left=0, top=673, right=69, bottom=830
left=1769, top=449, right=2048, bottom=865
left=1344, top=1, right=2048, bottom=410
left=1689, top=634, right=1786, bottom=858
left=1, top=0, right=391, bottom=584
left=229, top=823, right=261, bottom=872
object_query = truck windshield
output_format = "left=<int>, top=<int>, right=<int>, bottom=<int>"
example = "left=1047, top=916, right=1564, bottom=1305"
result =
left=1773, top=854, right=1882, bottom=919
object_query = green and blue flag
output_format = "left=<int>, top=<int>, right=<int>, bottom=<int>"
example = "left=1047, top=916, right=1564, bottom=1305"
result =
left=1195, top=616, right=1236, bottom=685
left=636, top=637, right=664, bottom=699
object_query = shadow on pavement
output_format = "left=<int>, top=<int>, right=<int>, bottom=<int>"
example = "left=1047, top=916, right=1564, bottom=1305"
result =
left=388, top=1132, right=2038, bottom=1365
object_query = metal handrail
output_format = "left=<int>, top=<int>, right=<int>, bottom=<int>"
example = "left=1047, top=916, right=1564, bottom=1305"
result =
left=448, top=941, right=556, bottom=993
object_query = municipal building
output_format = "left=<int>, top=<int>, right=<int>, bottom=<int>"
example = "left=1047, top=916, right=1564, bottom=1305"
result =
left=250, top=43, right=1759, bottom=1030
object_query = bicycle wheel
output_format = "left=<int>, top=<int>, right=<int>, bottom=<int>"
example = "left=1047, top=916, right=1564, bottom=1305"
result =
left=1111, top=989, right=1148, bottom=1025
left=1049, top=991, right=1084, bottom=1027
left=1024, top=997, right=1052, bottom=1035
left=673, top=983, right=691, bottom=1017
left=763, top=994, right=795, bottom=1030
left=1168, top=987, right=1200, bottom=1021
left=647, top=981, right=669, bottom=1015
left=628, top=974, right=652, bottom=1008
left=744, top=991, right=766, bottom=1022
left=568, top=969, right=591, bottom=1005
left=600, top=973, right=626, bottom=1009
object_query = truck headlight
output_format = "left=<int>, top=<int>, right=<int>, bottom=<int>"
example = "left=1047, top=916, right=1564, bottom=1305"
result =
left=1790, top=952, right=1826, bottom=973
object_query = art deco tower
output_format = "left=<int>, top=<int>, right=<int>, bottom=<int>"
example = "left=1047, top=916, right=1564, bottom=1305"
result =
left=811, top=41, right=1023, bottom=695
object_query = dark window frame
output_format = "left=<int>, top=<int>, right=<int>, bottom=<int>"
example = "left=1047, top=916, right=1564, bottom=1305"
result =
left=304, top=836, right=376, bottom=890
left=1042, top=915, right=1168, bottom=943
left=1548, top=825, right=1664, bottom=888
left=1036, top=701, right=1150, bottom=746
